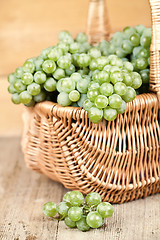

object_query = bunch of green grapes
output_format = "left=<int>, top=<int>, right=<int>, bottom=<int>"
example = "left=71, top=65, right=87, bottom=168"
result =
left=8, top=30, right=143, bottom=123
left=43, top=191, right=114, bottom=232
left=97, top=25, right=151, bottom=94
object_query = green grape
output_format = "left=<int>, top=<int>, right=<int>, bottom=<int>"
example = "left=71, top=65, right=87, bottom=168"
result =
left=58, top=31, right=72, bottom=40
left=40, top=48, right=51, bottom=60
left=11, top=93, right=20, bottom=104
left=87, top=89, right=99, bottom=102
left=117, top=100, right=127, bottom=114
left=95, top=95, right=108, bottom=109
left=63, top=191, right=72, bottom=203
left=15, top=67, right=24, bottom=79
left=34, top=57, right=44, bottom=71
left=57, top=42, right=69, bottom=53
left=121, top=40, right=133, bottom=54
left=56, top=79, right=63, bottom=93
left=44, top=78, right=57, bottom=92
left=61, top=77, right=75, bottom=93
left=33, top=91, right=46, bottom=102
left=24, top=99, right=35, bottom=107
left=68, top=191, right=84, bottom=206
left=140, top=69, right=150, bottom=84
left=110, top=71, right=123, bottom=84
left=69, top=42, right=80, bottom=54
left=65, top=64, right=75, bottom=76
left=122, top=87, right=136, bottom=102
left=110, top=58, right=123, bottom=68
left=86, top=211, right=103, bottom=229
left=22, top=73, right=33, bottom=85
left=131, top=72, right=142, bottom=89
left=76, top=216, right=90, bottom=232
left=135, top=58, right=148, bottom=70
left=115, top=48, right=126, bottom=58
left=77, top=54, right=91, bottom=68
left=8, top=84, right=17, bottom=94
left=142, top=28, right=152, bottom=37
left=135, top=24, right=146, bottom=35
left=64, top=216, right=76, bottom=228
left=96, top=56, right=109, bottom=70
left=132, top=46, right=143, bottom=58
left=114, top=82, right=127, bottom=96
left=77, top=78, right=89, bottom=94
left=123, top=26, right=136, bottom=37
left=19, top=91, right=32, bottom=104
left=88, top=82, right=100, bottom=91
left=103, top=107, right=117, bottom=121
left=77, top=94, right=87, bottom=107
left=129, top=33, right=140, bottom=46
left=123, top=62, right=133, bottom=72
left=57, top=202, right=70, bottom=217
left=48, top=48, right=63, bottom=61
left=89, top=59, right=98, bottom=71
left=88, top=107, right=103, bottom=123
left=71, top=72, right=82, bottom=84
left=69, top=90, right=80, bottom=102
left=68, top=207, right=83, bottom=222
left=96, top=70, right=110, bottom=84
left=42, top=60, right=56, bottom=74
left=76, top=32, right=88, bottom=43
left=57, top=55, right=72, bottom=69
left=123, top=72, right=133, bottom=86
left=98, top=40, right=109, bottom=52
left=57, top=92, right=72, bottom=106
left=85, top=192, right=102, bottom=206
left=23, top=61, right=35, bottom=73
left=13, top=80, right=26, bottom=93
left=60, top=35, right=74, bottom=45
left=34, top=71, right=47, bottom=84
left=43, top=202, right=57, bottom=217
left=140, top=35, right=151, bottom=48
left=138, top=48, right=150, bottom=59
left=110, top=66, right=121, bottom=73
left=97, top=202, right=114, bottom=218
left=100, top=83, right=113, bottom=97
left=53, top=68, right=65, bottom=80
left=27, top=83, right=41, bottom=96
left=8, top=73, right=16, bottom=84
left=108, top=94, right=123, bottom=109
left=88, top=48, right=101, bottom=59
left=103, top=64, right=112, bottom=72
left=83, top=99, right=94, bottom=111
left=79, top=42, right=91, bottom=53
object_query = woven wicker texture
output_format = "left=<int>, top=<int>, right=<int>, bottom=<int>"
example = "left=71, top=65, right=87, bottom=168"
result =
left=22, top=0, right=160, bottom=203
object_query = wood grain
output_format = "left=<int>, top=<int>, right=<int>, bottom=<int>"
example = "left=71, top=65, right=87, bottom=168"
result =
left=0, top=137, right=159, bottom=240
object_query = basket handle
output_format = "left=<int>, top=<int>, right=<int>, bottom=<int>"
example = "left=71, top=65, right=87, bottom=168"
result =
left=86, top=0, right=111, bottom=44
left=149, top=0, right=160, bottom=105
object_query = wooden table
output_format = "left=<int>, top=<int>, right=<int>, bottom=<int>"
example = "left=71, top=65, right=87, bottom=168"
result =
left=0, top=137, right=160, bottom=240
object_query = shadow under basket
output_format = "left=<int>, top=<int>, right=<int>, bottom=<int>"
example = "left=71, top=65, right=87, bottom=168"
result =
left=21, top=93, right=160, bottom=203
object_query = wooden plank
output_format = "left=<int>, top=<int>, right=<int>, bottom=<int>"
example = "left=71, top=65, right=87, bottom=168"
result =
left=0, top=137, right=160, bottom=240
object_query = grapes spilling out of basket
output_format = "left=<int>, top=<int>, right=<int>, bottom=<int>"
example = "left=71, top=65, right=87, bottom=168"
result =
left=8, top=25, right=151, bottom=123
left=43, top=191, right=114, bottom=232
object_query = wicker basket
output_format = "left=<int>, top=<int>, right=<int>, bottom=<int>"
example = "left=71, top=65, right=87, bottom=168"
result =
left=22, top=0, right=160, bottom=203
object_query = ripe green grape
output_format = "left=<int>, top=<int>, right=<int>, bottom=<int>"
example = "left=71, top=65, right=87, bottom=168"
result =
left=77, top=78, right=89, bottom=94
left=77, top=94, right=87, bottom=107
left=68, top=207, right=83, bottom=222
left=85, top=192, right=102, bottom=206
left=43, top=202, right=57, bottom=217
left=57, top=92, right=72, bottom=106
left=19, top=91, right=32, bottom=104
left=22, top=73, right=34, bottom=85
left=114, top=82, right=127, bottom=96
left=42, top=60, right=56, bottom=74
left=87, top=89, right=100, bottom=102
left=44, top=78, right=57, bottom=92
left=48, top=48, right=63, bottom=61
left=13, top=80, right=26, bottom=93
left=122, top=87, right=136, bottom=102
left=94, top=95, right=108, bottom=109
left=108, top=94, right=123, bottom=109
left=77, top=54, right=91, bottom=68
left=65, top=64, right=75, bottom=76
left=86, top=211, right=103, bottom=229
left=69, top=90, right=80, bottom=102
left=34, top=71, right=47, bottom=84
left=57, top=55, right=72, bottom=69
left=76, top=32, right=88, bottom=43
left=117, top=100, right=127, bottom=114
left=88, top=107, right=103, bottom=123
left=103, top=107, right=117, bottom=121
left=131, top=72, right=142, bottom=89
left=53, top=68, right=65, bottom=80
left=11, top=93, right=20, bottom=104
left=76, top=216, right=90, bottom=232
left=8, top=73, right=16, bottom=84
left=15, top=67, right=24, bottom=78
left=110, top=71, right=123, bottom=84
left=100, top=83, right=114, bottom=97
left=27, top=83, right=41, bottom=96
left=97, top=202, right=114, bottom=218
left=83, top=99, right=94, bottom=111
left=23, top=61, right=35, bottom=73
left=61, top=77, right=75, bottom=93
left=64, top=216, right=76, bottom=228
left=63, top=191, right=72, bottom=203
left=68, top=191, right=84, bottom=206
left=57, top=202, right=70, bottom=217
left=88, top=48, right=101, bottom=59
left=33, top=91, right=46, bottom=103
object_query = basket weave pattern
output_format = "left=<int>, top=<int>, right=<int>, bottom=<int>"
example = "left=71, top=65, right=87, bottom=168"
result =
left=22, top=0, right=160, bottom=203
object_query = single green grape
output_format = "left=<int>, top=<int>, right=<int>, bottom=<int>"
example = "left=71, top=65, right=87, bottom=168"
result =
left=19, top=91, right=32, bottom=104
left=140, top=35, right=151, bottom=48
left=69, top=42, right=80, bottom=54
left=96, top=56, right=109, bottom=70
left=57, top=55, right=72, bottom=69
left=87, top=89, right=100, bottom=102
left=69, top=90, right=80, bottom=102
left=97, top=202, right=114, bottom=218
left=43, top=202, right=57, bottom=217
left=61, top=77, right=75, bottom=93
left=114, top=82, right=127, bottom=96
left=77, top=78, right=89, bottom=94
left=40, top=48, right=51, bottom=60
left=135, top=24, right=146, bottom=35
left=140, top=69, right=150, bottom=84
left=8, top=73, right=16, bottom=84
left=8, top=84, right=17, bottom=94
left=88, top=82, right=100, bottom=91
left=100, top=83, right=114, bottom=97
left=129, top=33, right=140, bottom=47
left=56, top=78, right=63, bottom=93
left=15, top=67, right=24, bottom=79
left=34, top=57, right=44, bottom=71
left=103, top=107, right=117, bottom=121
left=64, top=216, right=76, bottom=228
left=23, top=61, right=35, bottom=73
left=33, top=91, right=46, bottom=102
left=96, top=70, right=110, bottom=84
left=86, top=211, right=103, bottom=229
left=76, top=32, right=88, bottom=43
left=11, top=93, right=20, bottom=104
left=131, top=72, right=142, bottom=89
left=83, top=99, right=94, bottom=111
left=63, top=191, right=72, bottom=203
left=27, top=83, right=41, bottom=96
left=89, top=59, right=98, bottom=71
left=70, top=72, right=82, bottom=84
left=13, top=80, right=26, bottom=93
left=95, top=95, right=108, bottom=109
left=43, top=78, right=56, bottom=92
left=22, top=73, right=34, bottom=85
left=88, top=107, right=103, bottom=123
left=85, top=192, right=102, bottom=206
left=57, top=92, right=72, bottom=106
left=57, top=202, right=70, bottom=217
left=110, top=71, right=123, bottom=84
left=34, top=71, right=47, bottom=84
left=57, top=42, right=69, bottom=53
left=24, top=99, right=35, bottom=107
left=123, top=62, right=133, bottom=72
left=122, top=87, right=136, bottom=102
left=48, top=48, right=63, bottom=61
left=53, top=68, right=65, bottom=80
left=121, top=40, right=133, bottom=54
left=76, top=216, right=90, bottom=232
left=42, top=60, right=56, bottom=74
left=65, top=64, right=75, bottom=76
left=123, top=72, right=133, bottom=86
left=77, top=94, right=87, bottom=107
left=117, top=100, right=127, bottom=114
left=108, top=94, right=123, bottom=109
left=114, top=48, right=126, bottom=58
left=77, top=54, right=91, bottom=68
left=88, top=48, right=101, bottom=59
left=135, top=58, right=148, bottom=70
left=68, top=207, right=83, bottom=222
left=68, top=191, right=84, bottom=206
